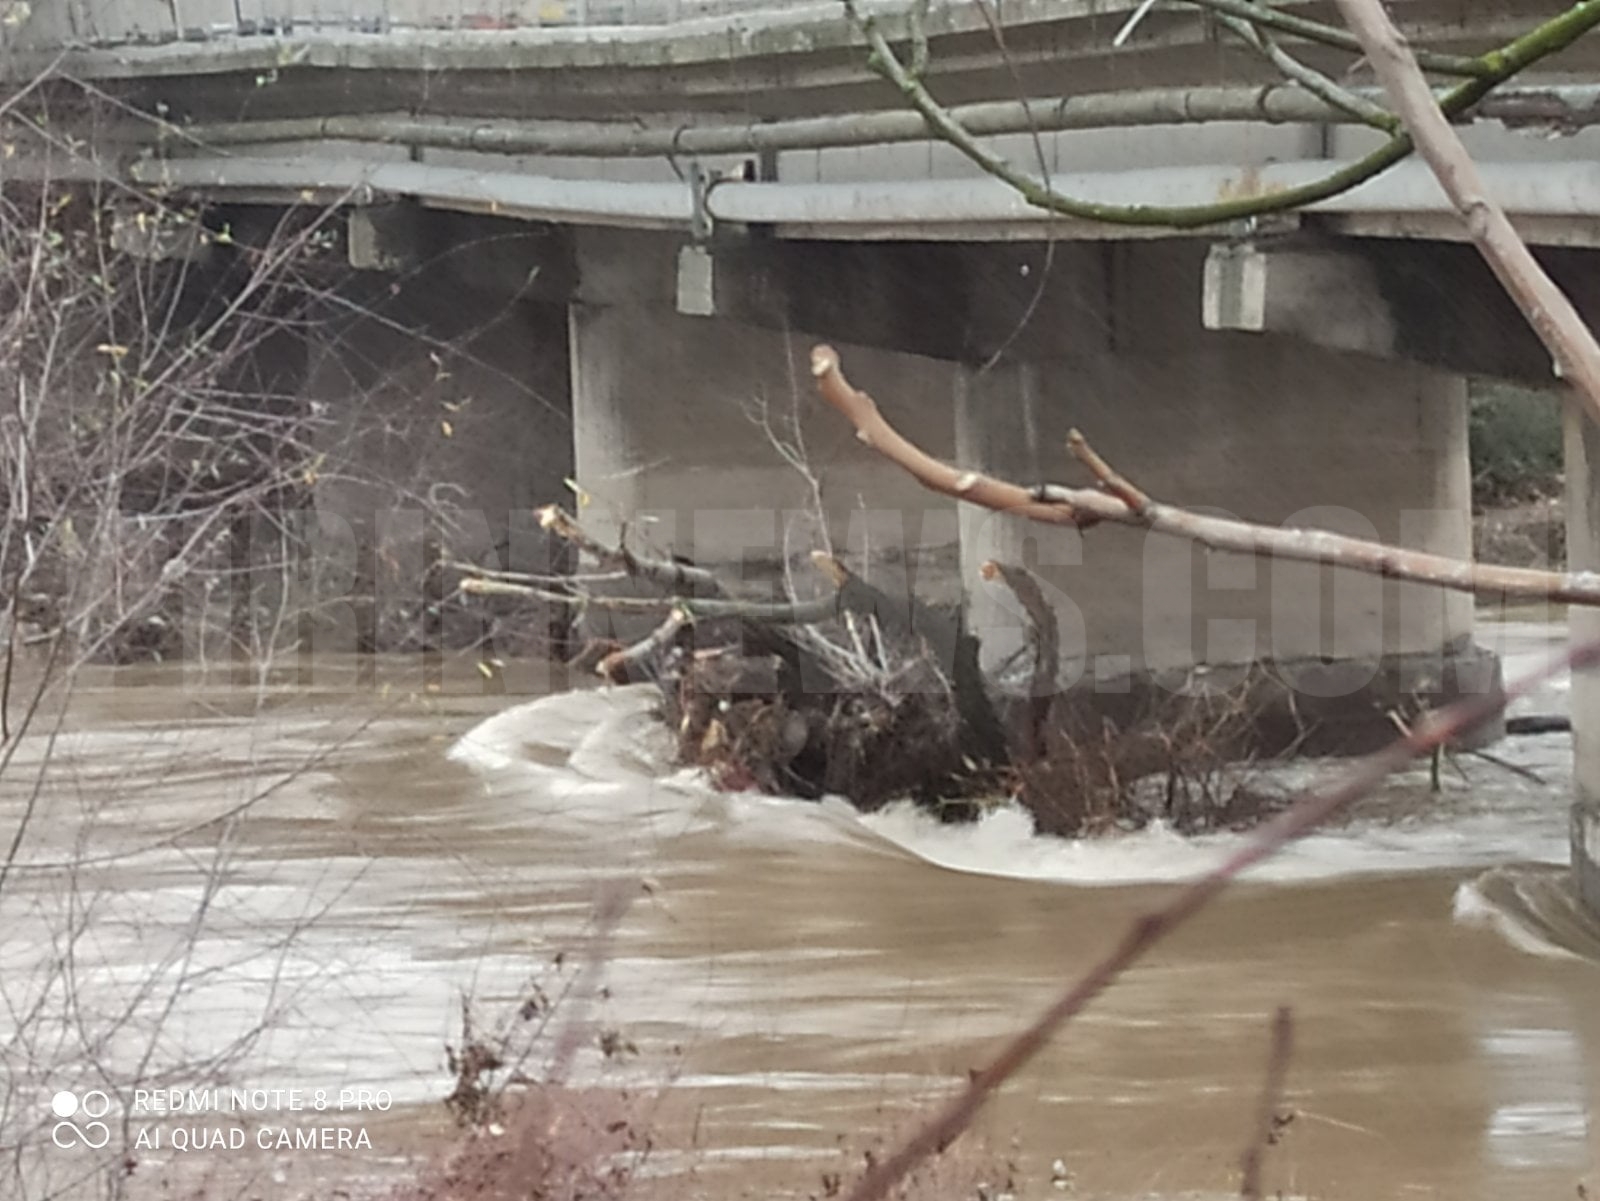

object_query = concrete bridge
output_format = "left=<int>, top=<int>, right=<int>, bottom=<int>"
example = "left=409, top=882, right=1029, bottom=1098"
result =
left=6, top=0, right=1600, bottom=889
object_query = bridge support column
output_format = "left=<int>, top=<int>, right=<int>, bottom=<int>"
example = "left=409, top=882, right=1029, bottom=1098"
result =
left=956, top=334, right=1496, bottom=753
left=567, top=303, right=966, bottom=632
left=302, top=276, right=572, bottom=658
left=1566, top=406, right=1600, bottom=914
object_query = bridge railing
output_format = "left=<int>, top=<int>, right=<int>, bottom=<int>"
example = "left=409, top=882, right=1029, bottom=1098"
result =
left=2, top=0, right=816, bottom=52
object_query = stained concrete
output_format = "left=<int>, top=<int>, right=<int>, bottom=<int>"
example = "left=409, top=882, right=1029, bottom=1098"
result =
left=568, top=303, right=964, bottom=609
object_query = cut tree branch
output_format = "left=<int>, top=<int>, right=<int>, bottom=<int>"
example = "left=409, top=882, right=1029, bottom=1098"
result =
left=596, top=611, right=689, bottom=682
left=1330, top=0, right=1600, bottom=427
left=811, top=346, right=1090, bottom=528
left=537, top=504, right=722, bottom=596
left=813, top=345, right=1600, bottom=608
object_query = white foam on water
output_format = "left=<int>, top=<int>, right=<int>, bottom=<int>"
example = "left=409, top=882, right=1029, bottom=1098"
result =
left=1452, top=876, right=1583, bottom=961
left=448, top=685, right=1575, bottom=887
left=448, top=684, right=662, bottom=773
left=859, top=800, right=1569, bottom=886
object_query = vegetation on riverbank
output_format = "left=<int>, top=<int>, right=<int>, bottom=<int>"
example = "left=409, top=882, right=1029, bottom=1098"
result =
left=1470, top=381, right=1566, bottom=569
left=1470, top=381, right=1564, bottom=508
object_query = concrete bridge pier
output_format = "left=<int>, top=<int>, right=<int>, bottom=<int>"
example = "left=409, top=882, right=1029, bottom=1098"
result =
left=567, top=302, right=969, bottom=634
left=956, top=331, right=1495, bottom=750
left=299, top=258, right=573, bottom=659
left=567, top=235, right=1496, bottom=751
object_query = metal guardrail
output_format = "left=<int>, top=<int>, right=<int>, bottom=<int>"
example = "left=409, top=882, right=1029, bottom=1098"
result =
left=3, top=0, right=811, bottom=50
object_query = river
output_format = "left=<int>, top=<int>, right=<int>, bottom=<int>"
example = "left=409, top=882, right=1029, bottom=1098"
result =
left=2, top=618, right=1598, bottom=1199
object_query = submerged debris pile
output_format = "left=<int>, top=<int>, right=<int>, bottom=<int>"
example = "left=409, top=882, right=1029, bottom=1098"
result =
left=459, top=506, right=1290, bottom=837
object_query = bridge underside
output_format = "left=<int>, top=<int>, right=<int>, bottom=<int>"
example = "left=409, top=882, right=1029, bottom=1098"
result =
left=194, top=203, right=1555, bottom=748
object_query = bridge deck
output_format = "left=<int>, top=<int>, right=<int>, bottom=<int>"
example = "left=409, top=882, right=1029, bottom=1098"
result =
left=3, top=0, right=1599, bottom=247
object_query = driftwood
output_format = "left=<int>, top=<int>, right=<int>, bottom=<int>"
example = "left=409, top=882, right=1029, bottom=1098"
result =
left=978, top=560, right=1057, bottom=762
left=1238, top=1006, right=1296, bottom=1201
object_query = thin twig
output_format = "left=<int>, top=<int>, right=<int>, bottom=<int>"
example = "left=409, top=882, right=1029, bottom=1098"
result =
left=1463, top=746, right=1544, bottom=785
left=1214, top=12, right=1397, bottom=131
left=538, top=504, right=722, bottom=595
left=1177, top=0, right=1490, bottom=77
left=1239, top=1006, right=1295, bottom=1201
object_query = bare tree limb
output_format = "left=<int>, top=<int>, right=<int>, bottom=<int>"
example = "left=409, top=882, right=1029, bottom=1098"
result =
left=1177, top=0, right=1489, bottom=77
left=537, top=504, right=722, bottom=596
left=460, top=576, right=670, bottom=611
left=1066, top=428, right=1150, bottom=515
left=1330, top=0, right=1600, bottom=426
left=1213, top=12, right=1396, bottom=132
left=843, top=637, right=1600, bottom=1201
left=459, top=574, right=840, bottom=625
left=811, top=346, right=1088, bottom=528
left=596, top=610, right=690, bottom=682
left=812, top=346, right=1600, bottom=608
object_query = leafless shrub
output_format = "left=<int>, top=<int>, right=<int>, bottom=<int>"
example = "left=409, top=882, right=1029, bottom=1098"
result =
left=396, top=883, right=657, bottom=1201
left=0, top=121, right=529, bottom=1197
left=1013, top=669, right=1292, bottom=838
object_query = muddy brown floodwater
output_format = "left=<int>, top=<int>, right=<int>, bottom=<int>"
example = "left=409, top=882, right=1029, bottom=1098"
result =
left=3, top=619, right=1599, bottom=1200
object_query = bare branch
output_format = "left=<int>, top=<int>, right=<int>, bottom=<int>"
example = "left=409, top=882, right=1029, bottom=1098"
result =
left=1330, top=0, right=1600, bottom=426
left=1177, top=0, right=1489, bottom=77
left=537, top=504, right=723, bottom=595
left=596, top=610, right=690, bottom=682
left=1213, top=12, right=1396, bottom=131
left=460, top=574, right=840, bottom=625
left=812, top=346, right=1087, bottom=528
left=1066, top=428, right=1150, bottom=515
left=813, top=346, right=1600, bottom=608
left=849, top=3, right=1600, bottom=229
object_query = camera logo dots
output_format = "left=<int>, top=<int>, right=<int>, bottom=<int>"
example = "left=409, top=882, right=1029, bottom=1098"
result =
left=49, top=1090, right=112, bottom=1150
